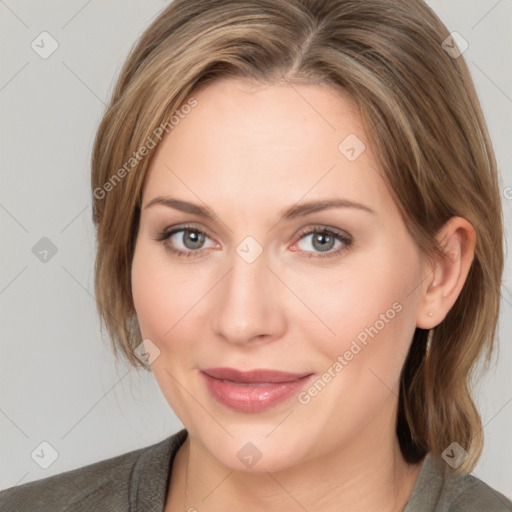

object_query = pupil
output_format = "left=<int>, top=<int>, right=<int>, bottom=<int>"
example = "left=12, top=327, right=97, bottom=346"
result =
left=314, top=233, right=333, bottom=252
left=185, top=230, right=204, bottom=249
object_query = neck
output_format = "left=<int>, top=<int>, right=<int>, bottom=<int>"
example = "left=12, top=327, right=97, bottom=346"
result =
left=167, top=411, right=424, bottom=512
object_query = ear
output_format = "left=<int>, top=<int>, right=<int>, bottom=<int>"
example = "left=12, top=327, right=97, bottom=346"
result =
left=416, top=216, right=476, bottom=329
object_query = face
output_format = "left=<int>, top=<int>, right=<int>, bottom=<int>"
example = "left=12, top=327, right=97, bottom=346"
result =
left=131, top=78, right=426, bottom=472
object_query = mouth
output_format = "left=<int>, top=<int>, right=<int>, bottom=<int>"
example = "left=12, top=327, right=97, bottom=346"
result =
left=200, top=367, right=314, bottom=413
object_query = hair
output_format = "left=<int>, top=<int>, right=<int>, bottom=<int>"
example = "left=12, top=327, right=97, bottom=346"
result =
left=90, top=0, right=504, bottom=472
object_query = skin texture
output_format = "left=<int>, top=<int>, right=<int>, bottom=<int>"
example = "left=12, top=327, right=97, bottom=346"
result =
left=131, top=78, right=476, bottom=511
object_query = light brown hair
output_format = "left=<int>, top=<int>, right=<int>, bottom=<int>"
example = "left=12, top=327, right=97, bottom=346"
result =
left=90, top=0, right=504, bottom=472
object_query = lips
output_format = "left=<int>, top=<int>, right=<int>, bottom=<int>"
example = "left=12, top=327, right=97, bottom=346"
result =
left=200, top=367, right=314, bottom=413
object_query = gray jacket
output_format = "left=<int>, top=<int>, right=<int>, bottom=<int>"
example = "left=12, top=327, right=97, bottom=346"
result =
left=1, top=428, right=511, bottom=511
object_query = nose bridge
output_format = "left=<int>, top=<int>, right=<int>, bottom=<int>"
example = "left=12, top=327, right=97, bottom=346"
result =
left=211, top=239, right=285, bottom=344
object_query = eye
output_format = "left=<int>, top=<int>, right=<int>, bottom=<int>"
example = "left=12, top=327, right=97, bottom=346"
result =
left=292, top=226, right=353, bottom=259
left=154, top=224, right=216, bottom=258
left=153, top=224, right=353, bottom=259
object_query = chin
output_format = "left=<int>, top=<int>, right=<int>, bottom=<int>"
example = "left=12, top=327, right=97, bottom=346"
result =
left=191, top=424, right=310, bottom=474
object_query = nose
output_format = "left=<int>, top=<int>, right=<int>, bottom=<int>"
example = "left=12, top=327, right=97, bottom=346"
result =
left=211, top=246, right=287, bottom=347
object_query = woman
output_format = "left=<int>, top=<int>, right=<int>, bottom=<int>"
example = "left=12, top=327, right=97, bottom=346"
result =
left=1, top=0, right=511, bottom=510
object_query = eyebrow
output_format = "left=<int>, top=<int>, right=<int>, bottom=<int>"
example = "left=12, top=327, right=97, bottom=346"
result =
left=143, top=196, right=376, bottom=220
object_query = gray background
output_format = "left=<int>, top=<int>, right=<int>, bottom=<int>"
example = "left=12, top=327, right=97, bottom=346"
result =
left=1, top=0, right=511, bottom=499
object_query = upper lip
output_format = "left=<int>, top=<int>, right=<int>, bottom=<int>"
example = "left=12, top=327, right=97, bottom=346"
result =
left=201, top=367, right=313, bottom=383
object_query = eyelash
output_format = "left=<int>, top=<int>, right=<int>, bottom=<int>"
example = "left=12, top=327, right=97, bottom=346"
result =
left=153, top=223, right=353, bottom=260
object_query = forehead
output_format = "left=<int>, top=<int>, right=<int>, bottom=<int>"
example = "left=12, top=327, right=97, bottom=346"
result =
left=142, top=78, right=393, bottom=218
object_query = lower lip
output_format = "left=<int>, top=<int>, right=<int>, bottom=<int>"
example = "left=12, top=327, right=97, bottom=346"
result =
left=201, top=372, right=313, bottom=413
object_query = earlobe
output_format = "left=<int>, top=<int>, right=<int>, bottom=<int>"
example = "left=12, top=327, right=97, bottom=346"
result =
left=416, top=217, right=476, bottom=329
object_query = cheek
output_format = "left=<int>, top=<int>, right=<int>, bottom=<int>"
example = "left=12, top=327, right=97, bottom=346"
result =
left=297, top=243, right=420, bottom=384
left=131, top=248, right=163, bottom=339
left=131, top=242, right=179, bottom=341
left=131, top=241, right=211, bottom=347
left=292, top=269, right=418, bottom=437
left=131, top=242, right=200, bottom=420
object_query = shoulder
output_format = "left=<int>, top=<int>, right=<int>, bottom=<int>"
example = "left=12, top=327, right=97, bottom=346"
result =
left=443, top=468, right=512, bottom=512
left=0, top=446, right=143, bottom=512
left=0, top=429, right=188, bottom=512
left=407, top=453, right=512, bottom=512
